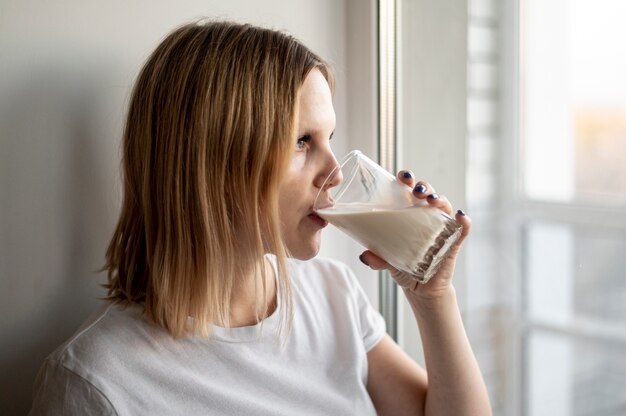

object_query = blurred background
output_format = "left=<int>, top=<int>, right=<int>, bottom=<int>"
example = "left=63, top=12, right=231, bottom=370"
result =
left=1, top=0, right=625, bottom=415
left=456, top=0, right=626, bottom=414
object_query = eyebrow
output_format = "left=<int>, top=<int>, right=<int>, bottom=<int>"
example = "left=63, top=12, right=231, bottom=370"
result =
left=298, top=128, right=335, bottom=140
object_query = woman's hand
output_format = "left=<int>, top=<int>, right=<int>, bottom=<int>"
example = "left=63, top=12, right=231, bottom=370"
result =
left=362, top=171, right=492, bottom=416
left=359, top=170, right=471, bottom=303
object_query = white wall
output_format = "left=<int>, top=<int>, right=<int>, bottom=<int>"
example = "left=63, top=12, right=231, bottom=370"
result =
left=0, top=1, right=378, bottom=413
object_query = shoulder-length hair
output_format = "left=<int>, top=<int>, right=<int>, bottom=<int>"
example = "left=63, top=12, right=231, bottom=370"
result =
left=103, top=20, right=333, bottom=338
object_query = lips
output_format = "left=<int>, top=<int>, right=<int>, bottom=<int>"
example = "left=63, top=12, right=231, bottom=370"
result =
left=313, top=195, right=335, bottom=211
left=307, top=212, right=328, bottom=228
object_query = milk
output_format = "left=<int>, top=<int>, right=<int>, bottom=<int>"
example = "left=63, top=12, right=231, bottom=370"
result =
left=317, top=203, right=462, bottom=282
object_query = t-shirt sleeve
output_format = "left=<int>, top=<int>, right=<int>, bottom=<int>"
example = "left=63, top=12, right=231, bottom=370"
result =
left=343, top=265, right=387, bottom=352
left=29, top=358, right=117, bottom=416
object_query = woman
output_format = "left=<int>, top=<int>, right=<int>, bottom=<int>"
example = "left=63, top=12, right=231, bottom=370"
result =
left=30, top=20, right=491, bottom=415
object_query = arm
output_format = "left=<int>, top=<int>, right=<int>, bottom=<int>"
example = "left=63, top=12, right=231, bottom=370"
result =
left=364, top=176, right=492, bottom=416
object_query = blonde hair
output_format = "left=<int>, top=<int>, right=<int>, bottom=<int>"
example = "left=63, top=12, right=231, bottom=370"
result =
left=103, top=20, right=333, bottom=338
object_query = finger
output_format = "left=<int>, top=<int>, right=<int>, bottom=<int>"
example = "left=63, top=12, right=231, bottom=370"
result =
left=397, top=170, right=416, bottom=188
left=412, top=180, right=436, bottom=199
left=359, top=250, right=390, bottom=271
left=454, top=209, right=472, bottom=245
left=437, top=209, right=471, bottom=261
left=360, top=251, right=418, bottom=290
left=425, top=193, right=453, bottom=215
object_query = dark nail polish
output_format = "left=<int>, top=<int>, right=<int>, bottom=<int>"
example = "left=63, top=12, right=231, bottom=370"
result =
left=427, top=193, right=439, bottom=200
left=402, top=170, right=414, bottom=179
left=414, top=184, right=426, bottom=193
left=457, top=209, right=466, bottom=216
left=359, top=254, right=369, bottom=266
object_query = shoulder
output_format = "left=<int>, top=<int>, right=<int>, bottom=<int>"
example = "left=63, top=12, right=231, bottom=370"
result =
left=288, top=256, right=386, bottom=352
left=289, top=255, right=353, bottom=278
left=30, top=357, right=118, bottom=415
left=286, top=256, right=365, bottom=308
left=288, top=256, right=359, bottom=292
left=30, top=302, right=138, bottom=415
left=48, top=302, right=116, bottom=362
left=45, top=301, right=162, bottom=388
left=50, top=302, right=143, bottom=358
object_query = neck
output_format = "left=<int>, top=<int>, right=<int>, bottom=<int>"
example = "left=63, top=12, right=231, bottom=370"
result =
left=228, top=257, right=277, bottom=327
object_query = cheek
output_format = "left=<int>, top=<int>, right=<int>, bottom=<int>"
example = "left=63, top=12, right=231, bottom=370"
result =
left=279, top=188, right=298, bottom=217
left=279, top=181, right=304, bottom=218
left=280, top=154, right=307, bottom=203
left=290, top=152, right=306, bottom=171
left=278, top=179, right=300, bottom=220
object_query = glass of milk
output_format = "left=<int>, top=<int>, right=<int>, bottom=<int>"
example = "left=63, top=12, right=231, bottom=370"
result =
left=314, top=150, right=463, bottom=284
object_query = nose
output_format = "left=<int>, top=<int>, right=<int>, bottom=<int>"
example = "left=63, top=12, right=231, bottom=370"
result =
left=315, top=152, right=343, bottom=191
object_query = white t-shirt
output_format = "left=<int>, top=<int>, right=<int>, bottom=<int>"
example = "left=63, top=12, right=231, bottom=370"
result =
left=29, top=256, right=386, bottom=415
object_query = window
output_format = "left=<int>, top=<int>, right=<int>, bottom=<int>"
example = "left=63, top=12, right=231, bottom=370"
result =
left=464, top=0, right=626, bottom=415
left=513, top=0, right=626, bottom=414
left=397, top=1, right=626, bottom=414
left=522, top=0, right=626, bottom=205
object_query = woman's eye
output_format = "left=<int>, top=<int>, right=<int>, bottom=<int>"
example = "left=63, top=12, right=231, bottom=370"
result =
left=296, top=134, right=312, bottom=150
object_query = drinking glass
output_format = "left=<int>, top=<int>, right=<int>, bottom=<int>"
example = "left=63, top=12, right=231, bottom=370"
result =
left=314, top=150, right=462, bottom=284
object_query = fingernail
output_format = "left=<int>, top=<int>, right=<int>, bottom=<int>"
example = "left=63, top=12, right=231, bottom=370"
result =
left=427, top=193, right=439, bottom=200
left=402, top=170, right=414, bottom=179
left=457, top=209, right=466, bottom=216
left=359, top=254, right=369, bottom=266
left=414, top=184, right=426, bottom=193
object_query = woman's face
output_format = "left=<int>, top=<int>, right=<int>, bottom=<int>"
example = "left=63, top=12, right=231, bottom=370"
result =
left=278, top=68, right=340, bottom=260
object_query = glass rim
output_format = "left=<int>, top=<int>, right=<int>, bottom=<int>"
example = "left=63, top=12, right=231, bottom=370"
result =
left=314, top=150, right=398, bottom=210
left=314, top=150, right=363, bottom=211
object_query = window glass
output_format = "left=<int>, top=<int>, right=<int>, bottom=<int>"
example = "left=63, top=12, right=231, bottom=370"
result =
left=525, top=330, right=626, bottom=416
left=522, top=0, right=626, bottom=204
left=525, top=221, right=626, bottom=328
